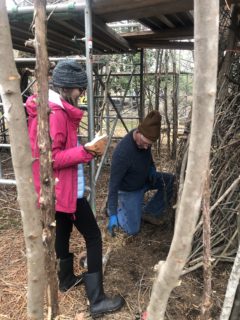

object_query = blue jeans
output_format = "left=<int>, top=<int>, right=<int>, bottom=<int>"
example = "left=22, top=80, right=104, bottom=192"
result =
left=117, top=172, right=174, bottom=235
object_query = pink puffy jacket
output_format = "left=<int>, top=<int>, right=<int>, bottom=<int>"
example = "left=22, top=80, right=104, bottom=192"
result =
left=25, top=91, right=93, bottom=213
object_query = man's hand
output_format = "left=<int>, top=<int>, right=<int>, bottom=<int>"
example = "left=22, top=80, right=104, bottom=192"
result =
left=107, top=214, right=119, bottom=237
left=148, top=165, right=157, bottom=185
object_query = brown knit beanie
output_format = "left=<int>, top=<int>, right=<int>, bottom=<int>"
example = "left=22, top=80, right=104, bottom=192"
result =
left=138, top=110, right=161, bottom=142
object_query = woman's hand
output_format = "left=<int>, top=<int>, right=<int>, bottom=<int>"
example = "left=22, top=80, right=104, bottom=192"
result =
left=84, top=134, right=108, bottom=157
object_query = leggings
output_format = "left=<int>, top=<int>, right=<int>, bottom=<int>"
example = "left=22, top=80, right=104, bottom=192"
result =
left=55, top=198, right=102, bottom=273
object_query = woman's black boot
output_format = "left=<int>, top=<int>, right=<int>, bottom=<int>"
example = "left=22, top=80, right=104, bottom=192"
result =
left=84, top=271, right=124, bottom=317
left=58, top=253, right=83, bottom=292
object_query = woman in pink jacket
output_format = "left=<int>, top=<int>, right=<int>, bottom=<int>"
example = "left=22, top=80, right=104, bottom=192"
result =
left=26, top=60, right=124, bottom=317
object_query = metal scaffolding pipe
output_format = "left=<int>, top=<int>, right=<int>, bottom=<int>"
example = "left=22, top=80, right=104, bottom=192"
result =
left=95, top=68, right=135, bottom=183
left=15, top=56, right=86, bottom=67
left=96, top=116, right=140, bottom=120
left=0, top=144, right=11, bottom=148
left=107, top=22, right=144, bottom=28
left=7, top=2, right=85, bottom=15
left=93, top=71, right=192, bottom=76
left=85, top=0, right=96, bottom=213
left=94, top=68, right=129, bottom=133
left=0, top=179, right=16, bottom=185
left=95, top=118, right=118, bottom=184
left=0, top=102, right=25, bottom=106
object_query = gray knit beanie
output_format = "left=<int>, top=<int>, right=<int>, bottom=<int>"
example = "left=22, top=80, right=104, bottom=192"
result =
left=52, top=59, right=88, bottom=88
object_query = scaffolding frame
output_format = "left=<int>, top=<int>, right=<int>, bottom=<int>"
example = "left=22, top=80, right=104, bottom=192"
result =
left=0, top=2, right=146, bottom=213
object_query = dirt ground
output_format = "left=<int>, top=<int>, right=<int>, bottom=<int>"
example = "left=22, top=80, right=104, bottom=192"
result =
left=0, top=149, right=231, bottom=320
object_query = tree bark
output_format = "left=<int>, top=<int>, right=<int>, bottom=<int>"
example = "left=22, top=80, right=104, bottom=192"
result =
left=99, top=65, right=111, bottom=133
left=0, top=2, right=45, bottom=319
left=217, top=5, right=238, bottom=102
left=164, top=50, right=171, bottom=156
left=155, top=49, right=163, bottom=156
left=146, top=1, right=219, bottom=319
left=171, top=51, right=178, bottom=160
left=201, top=169, right=212, bottom=320
left=154, top=49, right=162, bottom=112
left=33, top=0, right=59, bottom=318
left=220, top=245, right=240, bottom=320
left=229, top=283, right=240, bottom=320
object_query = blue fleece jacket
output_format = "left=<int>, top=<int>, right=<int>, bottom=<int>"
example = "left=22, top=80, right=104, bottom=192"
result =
left=107, top=130, right=153, bottom=215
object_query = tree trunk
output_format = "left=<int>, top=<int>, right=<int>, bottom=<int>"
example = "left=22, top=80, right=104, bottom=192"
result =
left=99, top=64, right=111, bottom=133
left=154, top=49, right=163, bottom=111
left=220, top=245, right=240, bottom=320
left=229, top=283, right=240, bottom=320
left=33, top=0, right=59, bottom=318
left=217, top=5, right=238, bottom=102
left=146, top=1, right=219, bottom=319
left=164, top=50, right=171, bottom=156
left=201, top=170, right=212, bottom=320
left=0, top=2, right=45, bottom=319
left=171, top=51, right=178, bottom=160
left=155, top=49, right=163, bottom=156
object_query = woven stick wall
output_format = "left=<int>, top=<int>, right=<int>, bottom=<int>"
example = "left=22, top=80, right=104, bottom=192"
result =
left=178, top=6, right=240, bottom=272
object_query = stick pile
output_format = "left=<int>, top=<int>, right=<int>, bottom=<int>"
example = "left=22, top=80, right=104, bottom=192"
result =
left=182, top=7, right=240, bottom=271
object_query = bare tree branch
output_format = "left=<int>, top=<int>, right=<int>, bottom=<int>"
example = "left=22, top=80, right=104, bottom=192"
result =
left=220, top=244, right=240, bottom=320
left=201, top=170, right=212, bottom=320
left=33, top=0, right=59, bottom=317
left=0, top=2, right=45, bottom=319
left=146, top=1, right=219, bottom=319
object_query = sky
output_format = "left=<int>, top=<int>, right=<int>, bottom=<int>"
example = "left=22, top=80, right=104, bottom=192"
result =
left=6, top=0, right=18, bottom=9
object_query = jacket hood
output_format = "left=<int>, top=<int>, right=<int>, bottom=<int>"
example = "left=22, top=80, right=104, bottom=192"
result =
left=25, top=94, right=38, bottom=118
left=25, top=90, right=84, bottom=124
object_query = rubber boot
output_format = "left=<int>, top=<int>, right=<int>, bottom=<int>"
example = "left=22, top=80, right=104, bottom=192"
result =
left=84, top=271, right=124, bottom=318
left=58, top=253, right=83, bottom=292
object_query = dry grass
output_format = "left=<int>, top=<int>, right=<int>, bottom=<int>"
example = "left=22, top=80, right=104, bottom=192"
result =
left=0, top=145, right=231, bottom=320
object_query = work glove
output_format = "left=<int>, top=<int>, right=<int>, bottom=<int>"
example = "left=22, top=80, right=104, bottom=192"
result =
left=84, top=133, right=107, bottom=157
left=148, top=165, right=157, bottom=185
left=107, top=214, right=119, bottom=237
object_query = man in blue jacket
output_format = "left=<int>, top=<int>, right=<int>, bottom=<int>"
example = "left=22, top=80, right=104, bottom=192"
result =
left=107, top=110, right=174, bottom=236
